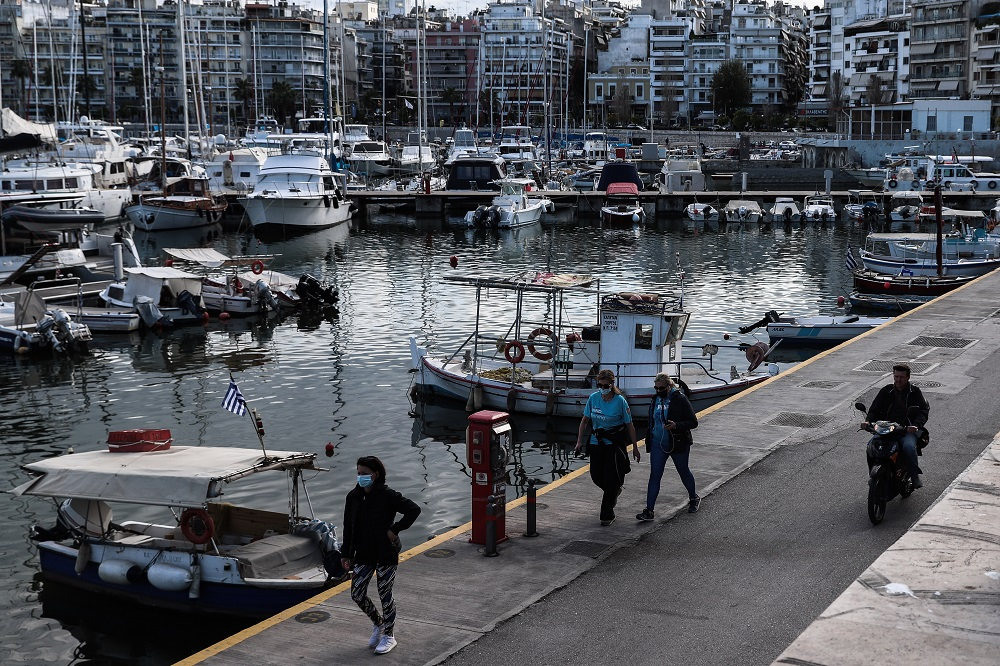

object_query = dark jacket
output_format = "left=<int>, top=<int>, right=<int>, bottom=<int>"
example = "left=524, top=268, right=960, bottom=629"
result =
left=867, top=383, right=929, bottom=428
left=342, top=482, right=421, bottom=566
left=646, top=388, right=698, bottom=451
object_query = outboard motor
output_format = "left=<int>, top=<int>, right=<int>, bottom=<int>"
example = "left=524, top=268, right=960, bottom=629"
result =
left=176, top=290, right=205, bottom=318
left=738, top=310, right=783, bottom=335
left=472, top=205, right=487, bottom=227
left=255, top=279, right=279, bottom=311
left=487, top=205, right=501, bottom=227
left=297, top=274, right=339, bottom=307
left=134, top=296, right=172, bottom=328
left=35, top=315, right=65, bottom=353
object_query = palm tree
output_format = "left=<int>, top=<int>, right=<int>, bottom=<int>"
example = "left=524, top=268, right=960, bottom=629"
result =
left=233, top=78, right=254, bottom=125
left=267, top=80, right=297, bottom=124
left=10, top=59, right=33, bottom=117
left=438, top=86, right=463, bottom=126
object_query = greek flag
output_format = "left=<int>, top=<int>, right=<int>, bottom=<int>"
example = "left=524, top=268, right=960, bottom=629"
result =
left=222, top=379, right=247, bottom=416
left=845, top=246, right=858, bottom=272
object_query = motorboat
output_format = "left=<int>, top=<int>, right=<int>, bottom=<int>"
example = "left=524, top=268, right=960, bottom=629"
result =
left=345, top=139, right=394, bottom=178
left=162, top=248, right=338, bottom=315
left=738, top=309, right=890, bottom=346
left=445, top=153, right=508, bottom=191
left=847, top=291, right=937, bottom=313
left=0, top=162, right=131, bottom=221
left=464, top=178, right=553, bottom=229
left=657, top=158, right=706, bottom=193
left=685, top=201, right=719, bottom=222
left=408, top=271, right=777, bottom=418
left=768, top=197, right=801, bottom=224
left=12, top=438, right=343, bottom=618
left=444, top=128, right=481, bottom=165
left=393, top=130, right=436, bottom=175
left=124, top=176, right=227, bottom=232
left=859, top=231, right=1000, bottom=277
left=99, top=266, right=209, bottom=327
left=240, top=154, right=352, bottom=232
left=0, top=287, right=92, bottom=355
left=581, top=132, right=611, bottom=163
left=597, top=162, right=646, bottom=227
left=801, top=194, right=836, bottom=223
left=202, top=147, right=269, bottom=197
left=1, top=204, right=106, bottom=233
left=722, top=199, right=763, bottom=224
left=843, top=189, right=883, bottom=222
left=888, top=190, right=923, bottom=224
left=496, top=125, right=540, bottom=164
left=852, top=269, right=978, bottom=296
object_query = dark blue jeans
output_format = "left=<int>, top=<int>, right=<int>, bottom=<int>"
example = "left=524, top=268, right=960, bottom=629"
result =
left=646, top=437, right=697, bottom=511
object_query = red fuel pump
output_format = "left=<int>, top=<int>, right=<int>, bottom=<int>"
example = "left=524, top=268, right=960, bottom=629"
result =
left=467, top=410, right=511, bottom=545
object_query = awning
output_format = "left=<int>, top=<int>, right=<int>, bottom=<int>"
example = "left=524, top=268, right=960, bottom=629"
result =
left=977, top=46, right=999, bottom=60
left=909, top=43, right=937, bottom=56
left=813, top=15, right=831, bottom=29
left=811, top=84, right=827, bottom=95
left=938, top=80, right=961, bottom=91
left=856, top=53, right=884, bottom=62
left=851, top=72, right=874, bottom=87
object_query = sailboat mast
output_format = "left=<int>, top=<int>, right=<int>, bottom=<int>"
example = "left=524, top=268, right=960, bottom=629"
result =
left=158, top=32, right=167, bottom=193
left=415, top=0, right=424, bottom=178
left=178, top=0, right=190, bottom=156
left=80, top=0, right=90, bottom=116
left=323, top=0, right=333, bottom=162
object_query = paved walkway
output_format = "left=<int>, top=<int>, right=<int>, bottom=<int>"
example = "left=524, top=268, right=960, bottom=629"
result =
left=178, top=271, right=1000, bottom=666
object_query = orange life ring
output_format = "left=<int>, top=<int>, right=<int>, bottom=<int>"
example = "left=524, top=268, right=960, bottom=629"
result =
left=179, top=508, right=215, bottom=545
left=526, top=327, right=555, bottom=361
left=251, top=260, right=265, bottom=275
left=504, top=341, right=526, bottom=364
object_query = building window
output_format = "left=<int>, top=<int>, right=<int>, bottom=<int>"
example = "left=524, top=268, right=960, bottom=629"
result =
left=596, top=84, right=603, bottom=98
left=927, top=115, right=937, bottom=132
left=609, top=84, right=616, bottom=98
left=964, top=116, right=973, bottom=132
left=630, top=68, right=636, bottom=75
left=636, top=84, right=643, bottom=99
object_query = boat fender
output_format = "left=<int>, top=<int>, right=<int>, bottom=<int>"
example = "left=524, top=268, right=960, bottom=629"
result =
left=179, top=508, right=215, bottom=545
left=196, top=207, right=204, bottom=218
left=473, top=383, right=483, bottom=410
left=189, top=557, right=201, bottom=599
left=565, top=331, right=582, bottom=351
left=147, top=562, right=193, bottom=591
left=506, top=388, right=517, bottom=412
left=75, top=541, right=91, bottom=574
left=990, top=181, right=998, bottom=190
left=251, top=260, right=265, bottom=275
left=495, top=337, right=507, bottom=353
left=504, top=340, right=526, bottom=364
left=323, top=195, right=331, bottom=208
left=887, top=178, right=898, bottom=189
left=332, top=196, right=340, bottom=209
left=746, top=341, right=769, bottom=372
left=526, top=327, right=555, bottom=361
left=98, top=559, right=144, bottom=585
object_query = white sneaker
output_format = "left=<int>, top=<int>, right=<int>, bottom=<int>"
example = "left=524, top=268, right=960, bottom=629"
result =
left=374, top=634, right=397, bottom=655
left=368, top=624, right=383, bottom=649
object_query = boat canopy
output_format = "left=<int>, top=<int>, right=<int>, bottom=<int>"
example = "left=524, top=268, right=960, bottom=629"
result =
left=11, top=446, right=319, bottom=508
left=606, top=182, right=639, bottom=196
left=596, top=163, right=643, bottom=191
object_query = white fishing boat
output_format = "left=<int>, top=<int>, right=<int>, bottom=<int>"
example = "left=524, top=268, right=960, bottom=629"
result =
left=738, top=309, right=891, bottom=345
left=393, top=130, right=436, bottom=175
left=767, top=197, right=801, bottom=224
left=409, top=271, right=776, bottom=418
left=444, top=128, right=482, bottom=165
left=99, top=266, right=209, bottom=327
left=843, top=189, right=883, bottom=222
left=125, top=176, right=227, bottom=232
left=685, top=201, right=719, bottom=222
left=859, top=231, right=1000, bottom=277
left=801, top=194, right=837, bottom=222
left=496, top=125, right=540, bottom=163
left=888, top=190, right=924, bottom=224
left=12, top=435, right=343, bottom=618
left=464, top=178, right=553, bottom=229
left=240, top=154, right=352, bottom=231
left=723, top=199, right=763, bottom=224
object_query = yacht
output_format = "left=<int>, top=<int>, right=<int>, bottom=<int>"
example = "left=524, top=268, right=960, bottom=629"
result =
left=202, top=147, right=269, bottom=197
left=240, top=154, right=352, bottom=231
left=445, top=154, right=508, bottom=191
left=393, top=131, right=435, bottom=176
left=496, top=125, right=539, bottom=164
left=444, top=128, right=482, bottom=165
left=346, top=140, right=394, bottom=178
left=768, top=197, right=802, bottom=223
left=0, top=162, right=131, bottom=221
left=802, top=195, right=837, bottom=222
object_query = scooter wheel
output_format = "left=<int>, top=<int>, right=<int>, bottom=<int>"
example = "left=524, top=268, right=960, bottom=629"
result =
left=900, top=476, right=913, bottom=499
left=868, top=476, right=887, bottom=525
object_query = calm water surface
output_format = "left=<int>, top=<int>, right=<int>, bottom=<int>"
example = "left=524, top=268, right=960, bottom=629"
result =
left=0, top=210, right=869, bottom=663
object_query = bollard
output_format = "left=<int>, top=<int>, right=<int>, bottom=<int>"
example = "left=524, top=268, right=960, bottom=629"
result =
left=524, top=479, right=539, bottom=537
left=484, top=495, right=500, bottom=557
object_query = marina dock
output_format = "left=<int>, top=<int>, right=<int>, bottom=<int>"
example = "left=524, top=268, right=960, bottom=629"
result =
left=179, top=269, right=1000, bottom=665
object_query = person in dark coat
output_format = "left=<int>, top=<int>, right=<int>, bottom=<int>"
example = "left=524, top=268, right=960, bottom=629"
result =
left=861, top=363, right=930, bottom=487
left=341, top=455, right=421, bottom=655
left=636, top=373, right=700, bottom=521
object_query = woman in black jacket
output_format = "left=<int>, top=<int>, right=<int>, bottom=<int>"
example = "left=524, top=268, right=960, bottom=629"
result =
left=340, top=456, right=421, bottom=655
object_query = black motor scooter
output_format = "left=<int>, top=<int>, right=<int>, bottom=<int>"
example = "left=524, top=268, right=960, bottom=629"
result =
left=855, top=402, right=925, bottom=525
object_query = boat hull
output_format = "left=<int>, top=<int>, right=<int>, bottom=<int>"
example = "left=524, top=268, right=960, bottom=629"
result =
left=242, top=195, right=352, bottom=230
left=37, top=542, right=325, bottom=619
left=766, top=316, right=890, bottom=345
left=859, top=253, right=1000, bottom=277
left=853, top=270, right=978, bottom=295
left=126, top=202, right=224, bottom=232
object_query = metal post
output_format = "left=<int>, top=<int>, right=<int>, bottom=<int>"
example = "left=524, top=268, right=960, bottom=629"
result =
left=484, top=495, right=499, bottom=557
left=524, top=479, right=539, bottom=537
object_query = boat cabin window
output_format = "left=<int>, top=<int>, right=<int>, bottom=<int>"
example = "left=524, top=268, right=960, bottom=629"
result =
left=663, top=313, right=690, bottom=344
left=108, top=285, right=125, bottom=300
left=635, top=323, right=653, bottom=350
left=323, top=176, right=334, bottom=190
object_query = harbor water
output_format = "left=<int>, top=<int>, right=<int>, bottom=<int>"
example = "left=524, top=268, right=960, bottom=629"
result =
left=1, top=209, right=868, bottom=664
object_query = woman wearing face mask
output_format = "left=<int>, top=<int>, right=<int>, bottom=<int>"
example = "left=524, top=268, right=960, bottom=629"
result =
left=574, top=369, right=640, bottom=526
left=341, top=456, right=421, bottom=655
left=636, top=373, right=700, bottom=522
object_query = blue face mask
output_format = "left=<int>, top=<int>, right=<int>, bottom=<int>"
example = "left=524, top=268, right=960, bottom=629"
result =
left=357, top=474, right=373, bottom=488
left=600, top=387, right=612, bottom=396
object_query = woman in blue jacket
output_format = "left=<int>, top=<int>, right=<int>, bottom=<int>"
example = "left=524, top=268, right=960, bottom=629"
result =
left=636, top=373, right=700, bottom=521
left=341, top=455, right=421, bottom=655
left=574, top=368, right=640, bottom=526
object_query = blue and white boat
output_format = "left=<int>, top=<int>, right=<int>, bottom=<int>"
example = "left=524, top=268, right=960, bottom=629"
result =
left=742, top=310, right=891, bottom=346
left=12, top=442, right=341, bottom=618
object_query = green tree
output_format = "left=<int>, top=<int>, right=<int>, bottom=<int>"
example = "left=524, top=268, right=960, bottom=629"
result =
left=438, top=86, right=463, bottom=125
left=267, top=80, right=296, bottom=124
left=10, top=58, right=32, bottom=116
left=233, top=78, right=254, bottom=124
left=710, top=60, right=752, bottom=118
left=828, top=70, right=848, bottom=133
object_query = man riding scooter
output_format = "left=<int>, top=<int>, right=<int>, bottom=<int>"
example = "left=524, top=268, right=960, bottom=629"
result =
left=860, top=363, right=930, bottom=487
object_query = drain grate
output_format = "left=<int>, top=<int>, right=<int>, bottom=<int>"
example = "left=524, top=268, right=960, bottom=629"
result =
left=799, top=380, right=847, bottom=390
left=766, top=412, right=833, bottom=428
left=908, top=336, right=975, bottom=349
left=856, top=360, right=935, bottom=374
left=560, top=540, right=613, bottom=558
left=910, top=380, right=943, bottom=389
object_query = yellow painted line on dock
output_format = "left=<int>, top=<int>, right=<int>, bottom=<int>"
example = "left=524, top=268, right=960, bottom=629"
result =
left=177, top=465, right=592, bottom=664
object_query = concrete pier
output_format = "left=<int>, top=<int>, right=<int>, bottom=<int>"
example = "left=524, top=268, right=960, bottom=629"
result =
left=179, top=269, right=1000, bottom=666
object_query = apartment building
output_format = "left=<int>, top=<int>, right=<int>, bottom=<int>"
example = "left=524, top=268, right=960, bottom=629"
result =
left=843, top=13, right=909, bottom=106
left=908, top=0, right=974, bottom=100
